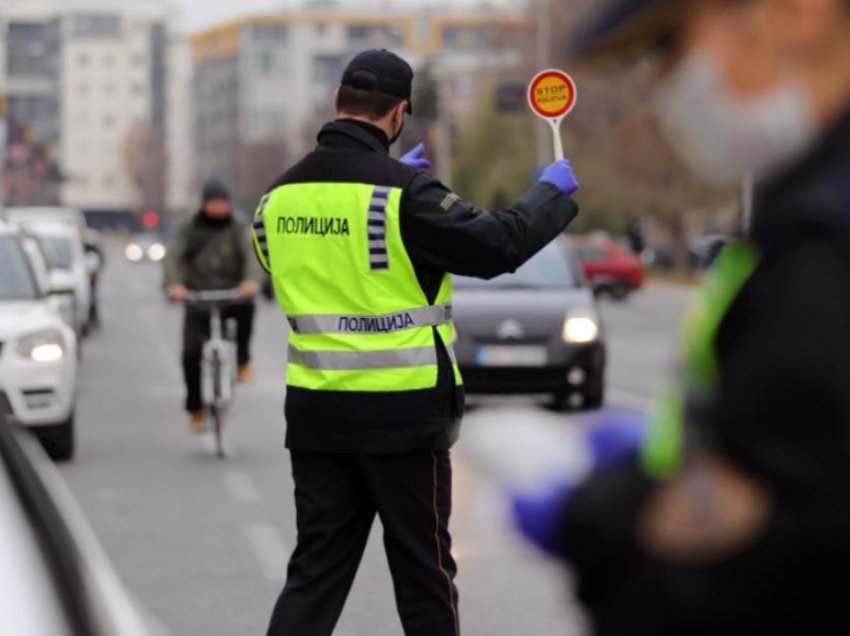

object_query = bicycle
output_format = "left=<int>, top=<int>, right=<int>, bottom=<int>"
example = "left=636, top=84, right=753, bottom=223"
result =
left=184, top=289, right=245, bottom=459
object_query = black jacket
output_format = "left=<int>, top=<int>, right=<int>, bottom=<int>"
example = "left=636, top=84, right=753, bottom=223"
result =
left=264, top=119, right=579, bottom=453
left=164, top=212, right=263, bottom=291
left=562, top=108, right=850, bottom=635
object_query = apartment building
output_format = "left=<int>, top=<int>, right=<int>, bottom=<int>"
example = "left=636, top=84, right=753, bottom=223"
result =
left=191, top=3, right=530, bottom=210
left=0, top=0, right=193, bottom=222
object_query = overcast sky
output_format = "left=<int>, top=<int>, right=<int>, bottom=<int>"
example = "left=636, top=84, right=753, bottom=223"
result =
left=176, top=0, right=513, bottom=33
left=177, top=0, right=282, bottom=32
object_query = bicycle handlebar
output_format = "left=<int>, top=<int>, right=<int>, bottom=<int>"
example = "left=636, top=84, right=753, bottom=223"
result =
left=184, top=289, right=247, bottom=304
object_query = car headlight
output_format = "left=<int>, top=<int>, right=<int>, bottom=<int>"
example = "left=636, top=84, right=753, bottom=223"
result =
left=147, top=243, right=166, bottom=262
left=125, top=244, right=144, bottom=262
left=563, top=313, right=600, bottom=344
left=16, top=329, right=66, bottom=362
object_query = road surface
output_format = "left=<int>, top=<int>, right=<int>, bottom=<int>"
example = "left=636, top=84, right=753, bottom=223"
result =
left=58, top=253, right=692, bottom=636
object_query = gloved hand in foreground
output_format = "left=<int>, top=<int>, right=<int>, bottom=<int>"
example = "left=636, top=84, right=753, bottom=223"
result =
left=512, top=410, right=646, bottom=557
left=400, top=143, right=432, bottom=170
left=539, top=159, right=580, bottom=196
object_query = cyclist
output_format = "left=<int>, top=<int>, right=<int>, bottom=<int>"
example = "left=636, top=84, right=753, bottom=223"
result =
left=164, top=180, right=263, bottom=431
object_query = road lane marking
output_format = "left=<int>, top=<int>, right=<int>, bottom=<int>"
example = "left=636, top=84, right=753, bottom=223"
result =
left=245, top=522, right=290, bottom=582
left=222, top=470, right=260, bottom=503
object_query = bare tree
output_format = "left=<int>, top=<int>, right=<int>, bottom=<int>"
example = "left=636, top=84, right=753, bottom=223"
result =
left=233, top=138, right=290, bottom=214
left=124, top=121, right=168, bottom=213
left=538, top=1, right=736, bottom=260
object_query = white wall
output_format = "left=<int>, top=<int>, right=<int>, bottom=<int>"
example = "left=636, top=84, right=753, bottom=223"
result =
left=166, top=35, right=194, bottom=212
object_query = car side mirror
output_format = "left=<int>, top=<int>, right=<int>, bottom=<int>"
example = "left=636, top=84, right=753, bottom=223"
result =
left=84, top=251, right=101, bottom=276
left=48, top=269, right=76, bottom=295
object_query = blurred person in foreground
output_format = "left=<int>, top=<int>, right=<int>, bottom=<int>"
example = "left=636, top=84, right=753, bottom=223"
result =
left=163, top=180, right=263, bottom=431
left=252, top=49, right=581, bottom=636
left=512, top=0, right=850, bottom=634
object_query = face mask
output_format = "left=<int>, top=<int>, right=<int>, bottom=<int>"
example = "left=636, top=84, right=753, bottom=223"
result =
left=389, top=111, right=405, bottom=146
left=652, top=50, right=818, bottom=183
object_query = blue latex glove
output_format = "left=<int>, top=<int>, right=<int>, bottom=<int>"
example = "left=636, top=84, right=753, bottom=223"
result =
left=539, top=159, right=580, bottom=196
left=400, top=143, right=432, bottom=170
left=512, top=482, right=573, bottom=556
left=511, top=411, right=645, bottom=558
left=586, top=410, right=646, bottom=471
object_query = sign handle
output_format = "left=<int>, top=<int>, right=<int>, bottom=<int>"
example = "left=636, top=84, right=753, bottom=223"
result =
left=549, top=118, right=565, bottom=162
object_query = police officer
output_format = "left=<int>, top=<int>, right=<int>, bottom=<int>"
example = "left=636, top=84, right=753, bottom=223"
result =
left=513, top=1, right=850, bottom=634
left=252, top=50, right=581, bottom=636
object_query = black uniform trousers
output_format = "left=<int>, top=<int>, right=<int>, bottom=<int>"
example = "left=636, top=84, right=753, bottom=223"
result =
left=267, top=449, right=459, bottom=636
left=181, top=302, right=254, bottom=413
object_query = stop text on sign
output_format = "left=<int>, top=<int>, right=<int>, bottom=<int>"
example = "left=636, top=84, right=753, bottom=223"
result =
left=528, top=70, right=577, bottom=120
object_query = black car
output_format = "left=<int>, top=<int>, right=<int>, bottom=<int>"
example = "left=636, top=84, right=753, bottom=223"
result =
left=453, top=239, right=606, bottom=409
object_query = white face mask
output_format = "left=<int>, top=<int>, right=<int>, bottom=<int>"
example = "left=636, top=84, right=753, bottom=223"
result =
left=652, top=50, right=819, bottom=183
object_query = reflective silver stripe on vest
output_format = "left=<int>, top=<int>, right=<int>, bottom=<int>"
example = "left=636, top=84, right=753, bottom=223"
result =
left=288, top=345, right=438, bottom=371
left=252, top=218, right=270, bottom=264
left=288, top=303, right=453, bottom=335
left=368, top=186, right=391, bottom=271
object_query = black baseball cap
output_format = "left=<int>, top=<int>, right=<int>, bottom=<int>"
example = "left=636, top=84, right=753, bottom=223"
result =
left=341, top=49, right=414, bottom=114
left=572, top=0, right=695, bottom=62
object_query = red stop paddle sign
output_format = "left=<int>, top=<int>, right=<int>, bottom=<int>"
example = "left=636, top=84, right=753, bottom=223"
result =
left=528, top=69, right=578, bottom=161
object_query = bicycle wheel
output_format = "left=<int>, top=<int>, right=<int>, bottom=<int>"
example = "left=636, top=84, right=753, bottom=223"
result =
left=212, top=409, right=225, bottom=459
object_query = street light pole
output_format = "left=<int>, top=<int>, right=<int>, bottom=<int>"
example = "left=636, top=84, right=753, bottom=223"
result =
left=535, top=0, right=552, bottom=170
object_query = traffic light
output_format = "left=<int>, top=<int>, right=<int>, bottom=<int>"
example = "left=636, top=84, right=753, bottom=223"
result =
left=141, top=210, right=160, bottom=229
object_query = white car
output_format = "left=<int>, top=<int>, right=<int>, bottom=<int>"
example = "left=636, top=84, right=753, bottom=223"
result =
left=0, top=224, right=78, bottom=460
left=13, top=221, right=91, bottom=337
left=3, top=206, right=88, bottom=236
left=0, top=414, right=153, bottom=635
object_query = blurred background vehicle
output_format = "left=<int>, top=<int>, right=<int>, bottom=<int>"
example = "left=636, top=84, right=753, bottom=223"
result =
left=13, top=221, right=91, bottom=338
left=690, top=234, right=732, bottom=270
left=0, top=411, right=152, bottom=635
left=124, top=233, right=167, bottom=264
left=3, top=206, right=88, bottom=236
left=17, top=230, right=78, bottom=334
left=571, top=236, right=645, bottom=300
left=453, top=239, right=606, bottom=410
left=0, top=223, right=78, bottom=461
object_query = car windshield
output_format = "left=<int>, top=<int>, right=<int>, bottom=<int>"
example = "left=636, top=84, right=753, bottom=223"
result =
left=455, top=242, right=578, bottom=289
left=0, top=236, right=39, bottom=300
left=40, top=236, right=74, bottom=269
left=130, top=233, right=161, bottom=247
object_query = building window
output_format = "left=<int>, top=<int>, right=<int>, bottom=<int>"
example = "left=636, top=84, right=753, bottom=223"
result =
left=7, top=21, right=60, bottom=77
left=442, top=26, right=497, bottom=50
left=103, top=82, right=115, bottom=96
left=103, top=54, right=115, bottom=68
left=131, top=83, right=146, bottom=97
left=72, top=13, right=121, bottom=38
left=131, top=53, right=146, bottom=66
left=103, top=115, right=116, bottom=128
left=257, top=47, right=287, bottom=75
left=251, top=24, right=287, bottom=41
left=77, top=51, right=90, bottom=66
left=77, top=83, right=90, bottom=96
left=346, top=24, right=404, bottom=47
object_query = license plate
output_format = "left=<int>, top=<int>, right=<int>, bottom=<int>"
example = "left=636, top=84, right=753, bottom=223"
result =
left=475, top=345, right=547, bottom=367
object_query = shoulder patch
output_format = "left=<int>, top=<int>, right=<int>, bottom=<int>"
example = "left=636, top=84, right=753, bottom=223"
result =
left=440, top=193, right=461, bottom=212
